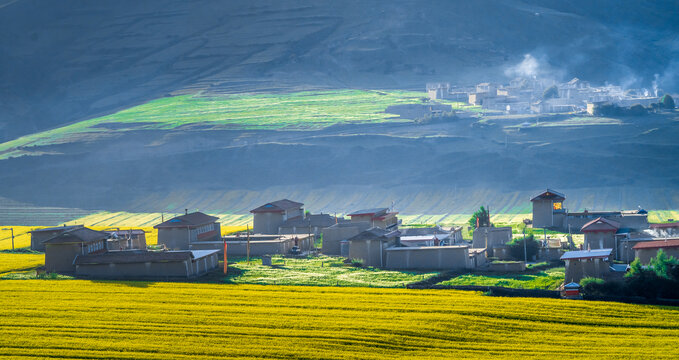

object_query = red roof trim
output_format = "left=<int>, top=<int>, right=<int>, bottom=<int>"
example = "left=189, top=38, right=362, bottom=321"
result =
left=633, top=239, right=679, bottom=250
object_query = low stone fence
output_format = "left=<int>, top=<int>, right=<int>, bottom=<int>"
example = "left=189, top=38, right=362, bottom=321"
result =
left=488, top=261, right=525, bottom=272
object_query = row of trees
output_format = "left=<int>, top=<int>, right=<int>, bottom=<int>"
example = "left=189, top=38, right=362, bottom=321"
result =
left=582, top=250, right=679, bottom=299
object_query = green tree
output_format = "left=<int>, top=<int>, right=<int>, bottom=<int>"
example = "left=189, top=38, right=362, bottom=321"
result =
left=508, top=235, right=539, bottom=261
left=649, top=249, right=679, bottom=278
left=468, top=206, right=490, bottom=229
left=660, top=94, right=675, bottom=109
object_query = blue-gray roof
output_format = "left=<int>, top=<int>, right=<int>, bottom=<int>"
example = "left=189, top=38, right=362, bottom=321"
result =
left=560, top=248, right=612, bottom=260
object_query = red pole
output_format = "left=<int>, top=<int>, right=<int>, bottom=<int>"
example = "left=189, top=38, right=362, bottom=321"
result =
left=224, top=240, right=232, bottom=275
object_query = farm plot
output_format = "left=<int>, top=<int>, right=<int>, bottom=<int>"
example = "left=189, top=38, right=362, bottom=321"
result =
left=1, top=280, right=679, bottom=359
left=0, top=90, right=425, bottom=159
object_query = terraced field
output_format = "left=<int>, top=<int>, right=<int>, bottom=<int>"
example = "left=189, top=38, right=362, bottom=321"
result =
left=0, top=90, right=431, bottom=160
left=1, top=280, right=678, bottom=359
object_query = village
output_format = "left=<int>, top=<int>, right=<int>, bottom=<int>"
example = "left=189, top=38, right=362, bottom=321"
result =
left=426, top=76, right=669, bottom=116
left=24, top=188, right=679, bottom=300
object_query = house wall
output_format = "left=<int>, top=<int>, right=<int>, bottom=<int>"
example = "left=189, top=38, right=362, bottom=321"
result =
left=385, top=246, right=468, bottom=270
left=564, top=258, right=610, bottom=283
left=45, top=240, right=106, bottom=273
left=488, top=261, right=525, bottom=272
left=74, top=253, right=220, bottom=279
left=75, top=260, right=193, bottom=278
left=253, top=212, right=284, bottom=234
left=45, top=243, right=82, bottom=273
left=472, top=227, right=512, bottom=255
left=158, top=227, right=191, bottom=250
left=349, top=239, right=395, bottom=268
left=532, top=199, right=554, bottom=228
left=635, top=247, right=679, bottom=264
left=584, top=231, right=615, bottom=250
left=617, top=240, right=642, bottom=263
left=538, top=247, right=564, bottom=261
left=191, top=237, right=312, bottom=256
left=322, top=226, right=363, bottom=255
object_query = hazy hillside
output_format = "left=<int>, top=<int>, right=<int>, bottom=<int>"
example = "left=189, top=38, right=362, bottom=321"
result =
left=1, top=0, right=677, bottom=140
left=1, top=0, right=679, bottom=220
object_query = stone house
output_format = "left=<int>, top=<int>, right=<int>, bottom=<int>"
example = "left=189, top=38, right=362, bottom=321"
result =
left=633, top=239, right=679, bottom=264
left=347, top=208, right=398, bottom=230
left=30, top=225, right=84, bottom=251
left=561, top=248, right=612, bottom=283
left=154, top=211, right=221, bottom=250
left=582, top=217, right=620, bottom=251
left=347, top=228, right=400, bottom=268
left=250, top=199, right=304, bottom=234
left=43, top=227, right=109, bottom=273
left=73, top=249, right=220, bottom=279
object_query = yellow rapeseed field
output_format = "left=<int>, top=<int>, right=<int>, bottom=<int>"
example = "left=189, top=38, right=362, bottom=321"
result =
left=0, top=254, right=43, bottom=274
left=0, top=280, right=678, bottom=359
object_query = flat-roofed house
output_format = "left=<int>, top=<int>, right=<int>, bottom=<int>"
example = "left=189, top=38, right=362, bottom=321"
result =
left=73, top=249, right=220, bottom=279
left=321, top=221, right=371, bottom=255
left=530, top=188, right=648, bottom=232
left=154, top=212, right=221, bottom=250
left=250, top=199, right=304, bottom=234
left=561, top=248, right=612, bottom=283
left=347, top=208, right=398, bottom=230
left=104, top=229, right=147, bottom=250
left=278, top=213, right=338, bottom=236
left=582, top=217, right=620, bottom=251
left=472, top=226, right=512, bottom=256
left=348, top=228, right=400, bottom=268
left=531, top=189, right=566, bottom=229
left=43, top=227, right=109, bottom=273
left=30, top=225, right=84, bottom=251
left=385, top=245, right=470, bottom=270
left=633, top=239, right=679, bottom=264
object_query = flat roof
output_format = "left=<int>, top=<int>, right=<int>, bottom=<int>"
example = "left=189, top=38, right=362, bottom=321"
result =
left=386, top=245, right=468, bottom=251
left=400, top=234, right=450, bottom=241
left=633, top=239, right=679, bottom=250
left=560, top=249, right=612, bottom=260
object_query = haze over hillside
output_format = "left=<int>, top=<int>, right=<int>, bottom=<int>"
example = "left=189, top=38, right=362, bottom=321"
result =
left=1, top=0, right=679, bottom=221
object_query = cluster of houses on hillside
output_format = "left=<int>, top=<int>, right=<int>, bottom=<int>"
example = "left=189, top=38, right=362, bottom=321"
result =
left=28, top=189, right=679, bottom=286
left=427, top=77, right=662, bottom=115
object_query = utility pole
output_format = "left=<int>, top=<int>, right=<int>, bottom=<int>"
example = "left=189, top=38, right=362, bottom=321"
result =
left=523, top=225, right=527, bottom=264
left=246, top=224, right=250, bottom=265
left=2, top=228, right=13, bottom=251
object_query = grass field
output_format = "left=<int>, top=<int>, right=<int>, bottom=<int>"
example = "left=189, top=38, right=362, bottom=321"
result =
left=225, top=255, right=435, bottom=287
left=0, top=90, right=427, bottom=159
left=1, top=280, right=679, bottom=359
left=438, top=267, right=565, bottom=290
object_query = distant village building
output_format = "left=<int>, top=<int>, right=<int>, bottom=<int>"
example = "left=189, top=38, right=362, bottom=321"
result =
left=471, top=226, right=512, bottom=256
left=73, top=249, right=220, bottom=279
left=278, top=213, right=339, bottom=236
left=582, top=217, right=620, bottom=251
left=385, top=245, right=471, bottom=270
left=44, top=227, right=109, bottom=273
left=321, top=221, right=370, bottom=255
left=633, top=239, right=679, bottom=264
left=154, top=211, right=221, bottom=250
left=427, top=77, right=660, bottom=115
left=250, top=199, right=304, bottom=234
left=561, top=248, right=613, bottom=283
left=347, top=208, right=398, bottom=230
left=347, top=228, right=400, bottom=268
left=30, top=225, right=84, bottom=251
left=104, top=229, right=147, bottom=250
left=530, top=189, right=648, bottom=232
left=208, top=234, right=314, bottom=256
